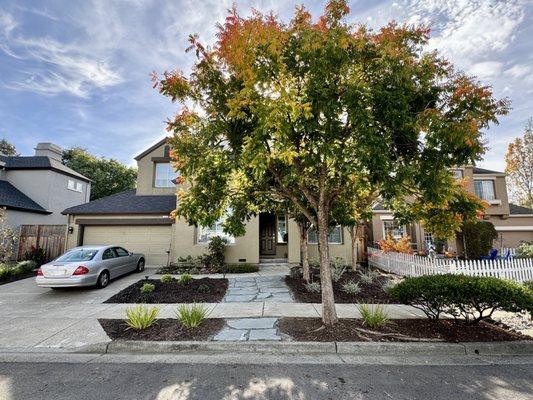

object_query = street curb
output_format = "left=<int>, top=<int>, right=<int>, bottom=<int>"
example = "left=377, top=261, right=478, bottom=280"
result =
left=86, top=340, right=533, bottom=356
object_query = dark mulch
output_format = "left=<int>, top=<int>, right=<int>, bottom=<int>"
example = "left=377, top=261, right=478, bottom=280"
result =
left=0, top=271, right=36, bottom=286
left=285, top=270, right=394, bottom=304
left=277, top=318, right=531, bottom=342
left=99, top=318, right=224, bottom=341
left=104, top=278, right=228, bottom=303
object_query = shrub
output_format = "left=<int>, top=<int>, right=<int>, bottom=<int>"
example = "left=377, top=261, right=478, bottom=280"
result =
left=381, top=279, right=397, bottom=293
left=125, top=305, right=160, bottom=330
left=189, top=267, right=200, bottom=275
left=357, top=304, right=389, bottom=328
left=516, top=243, right=533, bottom=258
left=524, top=280, right=533, bottom=292
left=179, top=273, right=193, bottom=285
left=289, top=266, right=303, bottom=278
left=304, top=282, right=321, bottom=293
left=359, top=269, right=379, bottom=285
left=140, top=282, right=155, bottom=294
left=0, top=265, right=10, bottom=280
left=224, top=263, right=259, bottom=273
left=0, top=208, right=17, bottom=264
left=176, top=304, right=208, bottom=328
left=206, top=236, right=227, bottom=269
left=389, top=274, right=533, bottom=323
left=462, top=221, right=498, bottom=259
left=330, top=257, right=346, bottom=283
left=342, top=281, right=361, bottom=295
left=160, top=274, right=174, bottom=283
left=23, top=246, right=47, bottom=267
left=378, top=235, right=413, bottom=254
left=197, top=284, right=211, bottom=293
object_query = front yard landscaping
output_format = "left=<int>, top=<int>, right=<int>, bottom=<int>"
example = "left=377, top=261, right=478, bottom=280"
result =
left=99, top=318, right=225, bottom=341
left=104, top=277, right=228, bottom=303
left=285, top=267, right=396, bottom=304
left=277, top=318, right=531, bottom=342
left=0, top=261, right=37, bottom=285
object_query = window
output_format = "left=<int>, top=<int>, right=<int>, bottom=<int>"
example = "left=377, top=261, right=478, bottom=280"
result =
left=67, top=179, right=83, bottom=192
left=308, top=225, right=343, bottom=244
left=474, top=180, right=495, bottom=200
left=155, top=163, right=177, bottom=188
left=383, top=221, right=406, bottom=239
left=114, top=247, right=129, bottom=257
left=452, top=169, right=463, bottom=179
left=197, top=214, right=235, bottom=244
left=102, top=249, right=116, bottom=260
left=423, top=231, right=434, bottom=244
left=277, top=215, right=287, bottom=243
left=55, top=249, right=97, bottom=262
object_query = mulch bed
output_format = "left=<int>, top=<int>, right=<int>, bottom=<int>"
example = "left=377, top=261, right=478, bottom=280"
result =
left=104, top=278, right=228, bottom=303
left=99, top=318, right=224, bottom=341
left=285, top=270, right=394, bottom=303
left=0, top=271, right=36, bottom=286
left=277, top=318, right=531, bottom=342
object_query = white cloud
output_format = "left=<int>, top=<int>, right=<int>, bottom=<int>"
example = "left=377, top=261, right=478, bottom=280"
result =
left=469, top=61, right=503, bottom=79
left=504, top=64, right=532, bottom=79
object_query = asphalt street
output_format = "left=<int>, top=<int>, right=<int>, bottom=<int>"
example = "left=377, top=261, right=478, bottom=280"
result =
left=0, top=353, right=531, bottom=400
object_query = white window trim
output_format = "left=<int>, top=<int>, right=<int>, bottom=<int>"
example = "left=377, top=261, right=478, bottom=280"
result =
left=382, top=220, right=406, bottom=240
left=154, top=163, right=177, bottom=188
left=474, top=179, right=497, bottom=201
left=307, top=225, right=343, bottom=245
left=196, top=214, right=236, bottom=245
left=67, top=179, right=83, bottom=193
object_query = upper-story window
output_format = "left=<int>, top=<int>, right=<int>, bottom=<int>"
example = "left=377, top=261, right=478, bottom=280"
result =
left=308, top=225, right=343, bottom=244
left=155, top=163, right=176, bottom=188
left=452, top=169, right=463, bottom=179
left=474, top=180, right=495, bottom=201
left=67, top=179, right=83, bottom=192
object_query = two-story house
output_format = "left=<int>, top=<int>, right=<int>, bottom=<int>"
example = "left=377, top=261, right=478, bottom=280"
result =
left=62, top=138, right=533, bottom=265
left=1, top=142, right=91, bottom=230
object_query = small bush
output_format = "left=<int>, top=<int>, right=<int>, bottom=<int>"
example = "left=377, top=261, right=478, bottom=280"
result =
left=359, top=269, right=379, bottom=285
left=462, top=221, right=498, bottom=259
left=160, top=274, right=174, bottom=283
left=189, top=267, right=200, bottom=275
left=378, top=235, right=413, bottom=254
left=197, top=284, right=211, bottom=293
left=23, top=246, right=47, bottom=266
left=224, top=263, right=259, bottom=273
left=0, top=266, right=10, bottom=280
left=330, top=257, right=346, bottom=283
left=381, top=279, right=397, bottom=293
left=206, top=236, right=227, bottom=269
left=289, top=266, right=302, bottom=278
left=140, top=282, right=155, bottom=294
left=15, top=260, right=37, bottom=273
left=304, top=282, right=321, bottom=293
left=342, top=281, right=361, bottom=295
left=176, top=304, right=208, bottom=328
left=125, top=305, right=160, bottom=330
left=179, top=274, right=193, bottom=285
left=516, top=243, right=533, bottom=258
left=357, top=304, right=390, bottom=328
left=389, top=274, right=533, bottom=323
left=524, top=280, right=533, bottom=292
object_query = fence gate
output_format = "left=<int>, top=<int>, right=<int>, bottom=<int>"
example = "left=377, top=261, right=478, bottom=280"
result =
left=17, top=225, right=66, bottom=262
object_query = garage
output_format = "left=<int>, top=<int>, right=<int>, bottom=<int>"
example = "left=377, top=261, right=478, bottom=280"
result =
left=83, top=225, right=172, bottom=266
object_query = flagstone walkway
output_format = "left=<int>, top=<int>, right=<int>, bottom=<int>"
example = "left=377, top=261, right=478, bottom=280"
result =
left=223, top=276, right=294, bottom=303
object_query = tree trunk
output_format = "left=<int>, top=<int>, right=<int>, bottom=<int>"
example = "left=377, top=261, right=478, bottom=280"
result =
left=348, top=225, right=358, bottom=272
left=298, top=222, right=310, bottom=282
left=316, top=210, right=338, bottom=326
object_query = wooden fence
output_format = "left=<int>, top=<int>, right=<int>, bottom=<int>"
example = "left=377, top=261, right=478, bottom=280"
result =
left=17, top=225, right=66, bottom=262
left=367, top=247, right=533, bottom=283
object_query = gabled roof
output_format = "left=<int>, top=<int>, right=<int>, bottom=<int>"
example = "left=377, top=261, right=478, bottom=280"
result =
left=1, top=155, right=90, bottom=182
left=473, top=167, right=504, bottom=175
left=134, top=137, right=169, bottom=161
left=62, top=189, right=176, bottom=215
left=509, top=203, right=533, bottom=215
left=0, top=180, right=50, bottom=214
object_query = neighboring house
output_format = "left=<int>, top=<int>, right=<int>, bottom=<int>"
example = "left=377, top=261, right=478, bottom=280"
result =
left=0, top=142, right=91, bottom=232
left=371, top=166, right=533, bottom=253
left=63, top=139, right=533, bottom=265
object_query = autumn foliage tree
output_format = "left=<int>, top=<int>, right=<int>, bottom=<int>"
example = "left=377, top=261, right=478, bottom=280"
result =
left=505, top=118, right=533, bottom=209
left=156, top=1, right=508, bottom=325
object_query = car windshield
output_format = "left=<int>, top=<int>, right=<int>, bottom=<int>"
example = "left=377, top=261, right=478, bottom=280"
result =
left=55, top=249, right=98, bottom=262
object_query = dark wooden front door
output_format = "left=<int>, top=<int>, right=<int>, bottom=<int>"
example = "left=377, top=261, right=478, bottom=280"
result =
left=259, top=214, right=276, bottom=255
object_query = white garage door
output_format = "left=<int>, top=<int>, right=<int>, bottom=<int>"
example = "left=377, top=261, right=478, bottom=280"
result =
left=83, top=225, right=171, bottom=266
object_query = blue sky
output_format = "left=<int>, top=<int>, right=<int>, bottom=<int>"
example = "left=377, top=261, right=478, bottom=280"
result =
left=0, top=0, right=531, bottom=171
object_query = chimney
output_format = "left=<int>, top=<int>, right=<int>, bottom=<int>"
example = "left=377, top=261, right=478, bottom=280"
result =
left=34, top=142, right=63, bottom=161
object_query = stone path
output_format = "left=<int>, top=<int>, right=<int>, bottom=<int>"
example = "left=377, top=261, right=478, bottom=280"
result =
left=223, top=276, right=293, bottom=303
left=213, top=318, right=282, bottom=341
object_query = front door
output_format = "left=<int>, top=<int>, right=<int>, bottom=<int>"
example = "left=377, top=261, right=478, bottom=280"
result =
left=259, top=214, right=276, bottom=255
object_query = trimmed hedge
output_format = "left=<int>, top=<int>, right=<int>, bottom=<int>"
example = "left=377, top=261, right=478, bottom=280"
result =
left=389, top=274, right=533, bottom=324
left=462, top=221, right=498, bottom=259
left=222, top=263, right=259, bottom=274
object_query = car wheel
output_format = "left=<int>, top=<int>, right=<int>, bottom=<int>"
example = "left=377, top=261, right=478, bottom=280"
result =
left=136, top=259, right=145, bottom=272
left=96, top=271, right=110, bottom=289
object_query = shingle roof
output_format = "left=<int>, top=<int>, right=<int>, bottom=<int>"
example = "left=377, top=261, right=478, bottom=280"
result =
left=0, top=181, right=50, bottom=214
left=473, top=167, right=504, bottom=175
left=62, top=190, right=176, bottom=215
left=134, top=137, right=169, bottom=161
left=372, top=202, right=387, bottom=211
left=1, top=156, right=90, bottom=182
left=509, top=203, right=533, bottom=215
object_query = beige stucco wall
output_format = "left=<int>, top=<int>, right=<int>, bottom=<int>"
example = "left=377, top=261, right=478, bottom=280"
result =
left=135, top=143, right=177, bottom=196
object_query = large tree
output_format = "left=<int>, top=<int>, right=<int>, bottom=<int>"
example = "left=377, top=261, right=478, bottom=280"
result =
left=62, top=148, right=137, bottom=200
left=505, top=118, right=533, bottom=209
left=0, top=139, right=17, bottom=156
left=156, top=1, right=508, bottom=325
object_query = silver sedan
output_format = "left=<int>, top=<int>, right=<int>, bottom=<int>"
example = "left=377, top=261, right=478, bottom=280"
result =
left=36, top=245, right=145, bottom=289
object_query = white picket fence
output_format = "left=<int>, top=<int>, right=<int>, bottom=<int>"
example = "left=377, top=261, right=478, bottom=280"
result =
left=367, top=247, right=533, bottom=283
